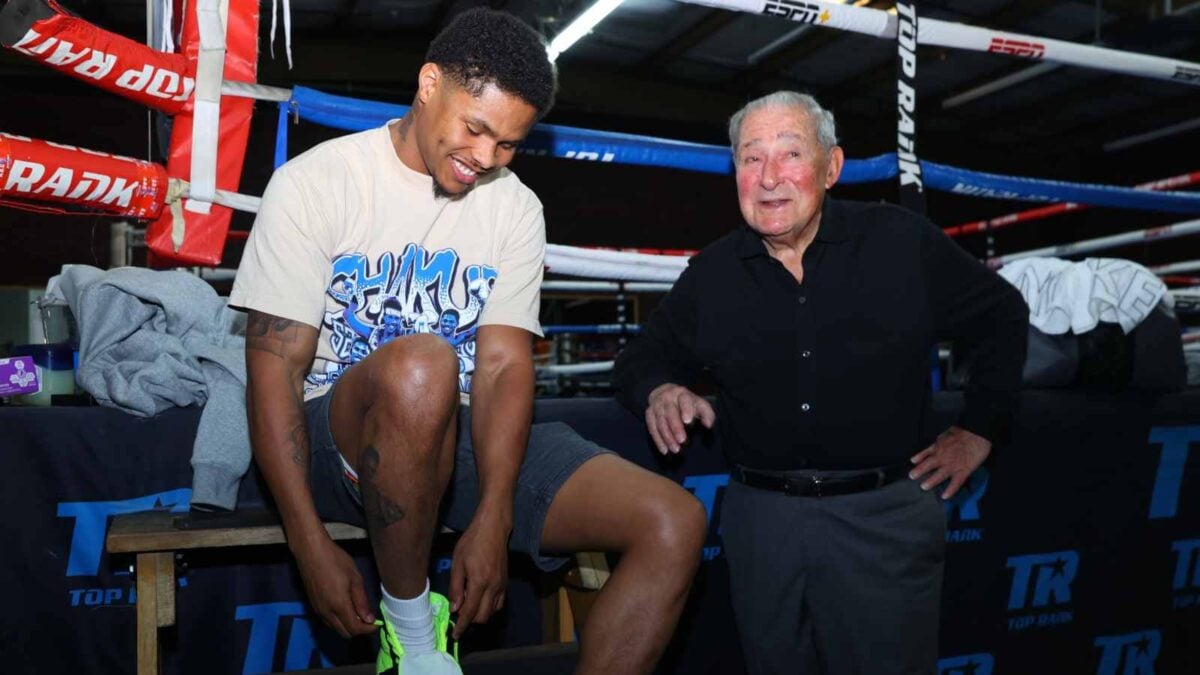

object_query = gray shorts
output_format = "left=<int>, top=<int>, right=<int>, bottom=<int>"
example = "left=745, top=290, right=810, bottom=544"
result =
left=303, top=388, right=611, bottom=571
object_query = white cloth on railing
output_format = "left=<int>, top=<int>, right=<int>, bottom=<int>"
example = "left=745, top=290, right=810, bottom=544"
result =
left=998, top=257, right=1166, bottom=335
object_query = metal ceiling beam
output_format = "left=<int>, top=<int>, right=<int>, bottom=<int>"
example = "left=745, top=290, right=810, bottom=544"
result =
left=935, top=0, right=1198, bottom=110
left=943, top=11, right=1200, bottom=146
left=1006, top=79, right=1200, bottom=151
left=555, top=63, right=745, bottom=127
left=639, top=8, right=740, bottom=71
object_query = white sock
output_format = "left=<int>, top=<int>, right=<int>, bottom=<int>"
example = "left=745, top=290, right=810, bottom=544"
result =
left=381, top=579, right=436, bottom=655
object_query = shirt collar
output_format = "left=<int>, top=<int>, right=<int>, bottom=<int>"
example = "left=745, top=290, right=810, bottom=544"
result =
left=736, top=196, right=846, bottom=259
left=813, top=196, right=848, bottom=243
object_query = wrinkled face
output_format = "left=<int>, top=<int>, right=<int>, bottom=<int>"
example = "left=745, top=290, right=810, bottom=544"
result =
left=350, top=340, right=370, bottom=363
left=439, top=312, right=459, bottom=335
left=734, top=106, right=843, bottom=241
left=414, top=65, right=538, bottom=198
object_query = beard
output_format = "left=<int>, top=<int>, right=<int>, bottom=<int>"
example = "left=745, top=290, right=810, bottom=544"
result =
left=432, top=178, right=470, bottom=200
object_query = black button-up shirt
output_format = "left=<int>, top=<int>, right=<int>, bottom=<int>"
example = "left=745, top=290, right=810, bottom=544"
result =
left=614, top=197, right=1029, bottom=470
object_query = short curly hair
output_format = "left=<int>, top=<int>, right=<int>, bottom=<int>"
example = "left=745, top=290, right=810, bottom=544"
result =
left=426, top=8, right=557, bottom=118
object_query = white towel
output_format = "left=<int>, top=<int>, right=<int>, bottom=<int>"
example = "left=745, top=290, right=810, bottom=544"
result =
left=998, top=257, right=1165, bottom=335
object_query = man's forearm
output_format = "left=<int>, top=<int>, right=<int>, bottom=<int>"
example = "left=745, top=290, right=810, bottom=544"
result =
left=247, top=362, right=327, bottom=548
left=244, top=311, right=327, bottom=550
left=469, top=362, right=533, bottom=524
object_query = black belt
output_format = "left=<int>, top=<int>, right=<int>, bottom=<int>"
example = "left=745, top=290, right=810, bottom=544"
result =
left=732, top=463, right=911, bottom=497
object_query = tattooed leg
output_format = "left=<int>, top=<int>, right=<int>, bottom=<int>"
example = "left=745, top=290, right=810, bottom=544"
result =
left=358, top=445, right=406, bottom=534
left=329, top=334, right=460, bottom=598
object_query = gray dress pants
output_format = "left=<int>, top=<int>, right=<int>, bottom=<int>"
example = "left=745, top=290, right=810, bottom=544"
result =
left=723, top=472, right=946, bottom=675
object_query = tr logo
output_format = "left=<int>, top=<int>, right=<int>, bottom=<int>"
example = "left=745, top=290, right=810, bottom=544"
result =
left=1172, top=539, right=1200, bottom=591
left=237, top=602, right=333, bottom=673
left=1148, top=426, right=1200, bottom=519
left=57, top=488, right=191, bottom=577
left=945, top=467, right=987, bottom=522
left=1094, top=630, right=1160, bottom=675
left=1006, top=550, right=1079, bottom=610
left=683, top=474, right=729, bottom=561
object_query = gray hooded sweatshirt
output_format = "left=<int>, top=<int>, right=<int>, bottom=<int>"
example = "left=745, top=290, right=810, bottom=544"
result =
left=46, top=265, right=250, bottom=510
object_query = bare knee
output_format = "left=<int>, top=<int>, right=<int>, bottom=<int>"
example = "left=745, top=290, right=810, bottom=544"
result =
left=368, top=334, right=459, bottom=408
left=632, top=487, right=708, bottom=565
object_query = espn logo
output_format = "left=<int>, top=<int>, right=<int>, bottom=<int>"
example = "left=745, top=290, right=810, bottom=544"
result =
left=987, top=37, right=1045, bottom=59
left=1172, top=65, right=1200, bottom=83
left=762, top=0, right=828, bottom=24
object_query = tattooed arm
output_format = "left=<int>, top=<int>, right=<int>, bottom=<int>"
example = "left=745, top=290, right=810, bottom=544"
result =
left=245, top=310, right=321, bottom=536
left=245, top=310, right=377, bottom=637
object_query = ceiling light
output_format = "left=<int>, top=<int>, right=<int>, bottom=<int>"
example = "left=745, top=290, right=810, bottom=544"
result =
left=941, top=62, right=1060, bottom=109
left=1104, top=116, right=1200, bottom=152
left=547, top=0, right=626, bottom=63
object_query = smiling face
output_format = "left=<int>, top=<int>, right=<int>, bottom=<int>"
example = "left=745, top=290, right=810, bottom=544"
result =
left=405, top=64, right=539, bottom=198
left=734, top=105, right=844, bottom=243
left=350, top=339, right=370, bottom=363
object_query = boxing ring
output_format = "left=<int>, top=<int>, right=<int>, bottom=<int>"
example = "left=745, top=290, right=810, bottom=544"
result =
left=3, top=0, right=1200, bottom=279
left=1, top=1, right=1200, bottom=672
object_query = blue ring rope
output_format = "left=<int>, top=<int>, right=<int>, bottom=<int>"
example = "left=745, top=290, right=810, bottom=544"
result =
left=282, top=86, right=1200, bottom=213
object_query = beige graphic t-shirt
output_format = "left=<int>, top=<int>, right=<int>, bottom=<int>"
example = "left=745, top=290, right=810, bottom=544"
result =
left=231, top=121, right=545, bottom=401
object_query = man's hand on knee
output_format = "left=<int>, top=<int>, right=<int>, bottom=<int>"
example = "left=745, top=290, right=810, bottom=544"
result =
left=646, top=383, right=716, bottom=455
left=293, top=536, right=378, bottom=638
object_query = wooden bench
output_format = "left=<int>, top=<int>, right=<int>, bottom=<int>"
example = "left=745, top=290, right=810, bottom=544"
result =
left=107, top=510, right=608, bottom=675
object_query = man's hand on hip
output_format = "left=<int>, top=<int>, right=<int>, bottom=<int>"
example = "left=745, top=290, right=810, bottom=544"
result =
left=909, top=426, right=991, bottom=500
left=646, top=383, right=716, bottom=455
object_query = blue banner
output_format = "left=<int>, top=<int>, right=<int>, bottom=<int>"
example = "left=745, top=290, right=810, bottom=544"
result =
left=3, top=392, right=1200, bottom=673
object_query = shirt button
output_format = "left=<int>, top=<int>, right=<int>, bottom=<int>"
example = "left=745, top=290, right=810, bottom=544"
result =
left=798, top=296, right=807, bottom=305
left=801, top=403, right=811, bottom=412
left=801, top=350, right=812, bottom=358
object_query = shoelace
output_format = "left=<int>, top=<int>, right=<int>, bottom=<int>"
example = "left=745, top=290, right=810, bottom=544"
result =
left=372, top=618, right=460, bottom=662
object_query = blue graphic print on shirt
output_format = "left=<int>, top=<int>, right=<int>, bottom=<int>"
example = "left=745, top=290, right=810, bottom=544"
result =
left=305, top=243, right=497, bottom=395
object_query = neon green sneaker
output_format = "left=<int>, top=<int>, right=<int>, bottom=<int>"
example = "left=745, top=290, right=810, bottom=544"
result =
left=375, top=592, right=460, bottom=674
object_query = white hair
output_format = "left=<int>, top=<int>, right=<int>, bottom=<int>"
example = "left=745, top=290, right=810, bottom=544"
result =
left=728, top=91, right=838, bottom=157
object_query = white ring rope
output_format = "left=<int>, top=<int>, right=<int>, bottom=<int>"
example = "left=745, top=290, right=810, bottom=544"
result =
left=1151, top=259, right=1200, bottom=276
left=547, top=244, right=689, bottom=270
left=537, top=361, right=616, bottom=375
left=993, top=218, right=1200, bottom=266
left=678, top=0, right=1200, bottom=87
left=542, top=281, right=675, bottom=293
left=545, top=243, right=688, bottom=282
left=188, top=183, right=1200, bottom=286
left=220, top=80, right=292, bottom=102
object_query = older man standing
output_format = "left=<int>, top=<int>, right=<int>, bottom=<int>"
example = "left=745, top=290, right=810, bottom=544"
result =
left=614, top=91, right=1028, bottom=674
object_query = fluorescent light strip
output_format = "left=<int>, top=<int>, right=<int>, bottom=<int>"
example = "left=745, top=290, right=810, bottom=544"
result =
left=1104, top=116, right=1200, bottom=152
left=547, top=0, right=626, bottom=63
